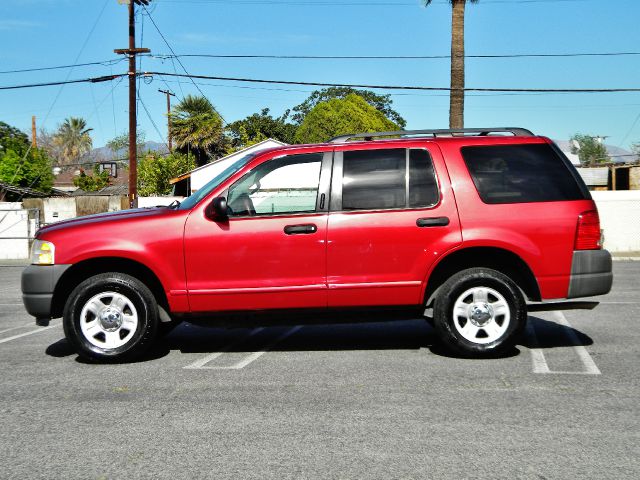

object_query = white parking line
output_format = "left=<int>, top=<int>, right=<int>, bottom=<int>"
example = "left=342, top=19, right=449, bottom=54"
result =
left=183, top=327, right=264, bottom=369
left=0, top=322, right=37, bottom=335
left=527, top=313, right=600, bottom=375
left=0, top=322, right=59, bottom=345
left=184, top=326, right=303, bottom=370
left=552, top=311, right=601, bottom=375
left=526, top=320, right=551, bottom=374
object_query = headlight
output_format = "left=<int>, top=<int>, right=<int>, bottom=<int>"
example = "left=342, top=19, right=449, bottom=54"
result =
left=31, top=239, right=55, bottom=265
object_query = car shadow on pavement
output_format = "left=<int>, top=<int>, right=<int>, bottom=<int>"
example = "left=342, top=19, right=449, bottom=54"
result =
left=522, top=315, right=594, bottom=349
left=45, top=337, right=171, bottom=363
left=44, top=315, right=595, bottom=363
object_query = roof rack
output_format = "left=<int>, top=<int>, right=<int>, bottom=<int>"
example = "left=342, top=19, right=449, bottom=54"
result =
left=328, top=127, right=535, bottom=144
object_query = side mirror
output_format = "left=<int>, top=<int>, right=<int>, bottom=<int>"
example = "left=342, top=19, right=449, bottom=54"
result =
left=206, top=196, right=228, bottom=222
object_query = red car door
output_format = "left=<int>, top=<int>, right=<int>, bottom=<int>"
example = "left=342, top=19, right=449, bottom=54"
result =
left=184, top=151, right=332, bottom=312
left=326, top=143, right=462, bottom=307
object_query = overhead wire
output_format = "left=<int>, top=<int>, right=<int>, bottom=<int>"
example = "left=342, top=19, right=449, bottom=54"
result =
left=2, top=72, right=640, bottom=95
left=1, top=0, right=111, bottom=200
left=3, top=49, right=639, bottom=77
left=150, top=51, right=640, bottom=60
left=141, top=71, right=640, bottom=94
left=0, top=58, right=124, bottom=75
left=141, top=4, right=227, bottom=124
left=0, top=0, right=109, bottom=204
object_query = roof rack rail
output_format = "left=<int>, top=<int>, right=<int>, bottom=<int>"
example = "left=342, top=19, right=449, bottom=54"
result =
left=328, top=127, right=534, bottom=143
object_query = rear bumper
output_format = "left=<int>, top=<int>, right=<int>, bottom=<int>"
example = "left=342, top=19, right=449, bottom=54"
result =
left=21, top=264, right=71, bottom=320
left=567, top=250, right=612, bottom=299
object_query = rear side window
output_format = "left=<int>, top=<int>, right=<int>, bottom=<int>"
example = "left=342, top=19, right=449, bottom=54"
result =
left=341, top=148, right=438, bottom=211
left=461, top=144, right=587, bottom=204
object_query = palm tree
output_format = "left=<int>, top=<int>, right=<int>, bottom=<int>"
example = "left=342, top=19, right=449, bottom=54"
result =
left=424, top=0, right=478, bottom=129
left=169, top=95, right=227, bottom=166
left=53, top=117, right=93, bottom=164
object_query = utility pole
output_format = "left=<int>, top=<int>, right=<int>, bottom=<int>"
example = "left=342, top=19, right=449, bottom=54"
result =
left=114, top=0, right=150, bottom=209
left=158, top=89, right=176, bottom=151
left=31, top=116, right=37, bottom=148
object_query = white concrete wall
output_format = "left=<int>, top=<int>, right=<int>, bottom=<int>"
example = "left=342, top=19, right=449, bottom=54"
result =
left=592, top=191, right=640, bottom=253
left=43, top=197, right=76, bottom=224
left=0, top=203, right=30, bottom=259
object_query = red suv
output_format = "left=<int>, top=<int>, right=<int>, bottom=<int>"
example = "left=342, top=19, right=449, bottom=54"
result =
left=21, top=128, right=612, bottom=361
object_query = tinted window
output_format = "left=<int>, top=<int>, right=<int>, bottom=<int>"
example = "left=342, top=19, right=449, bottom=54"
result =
left=409, top=149, right=439, bottom=207
left=461, top=144, right=587, bottom=204
left=227, top=153, right=322, bottom=216
left=341, top=148, right=438, bottom=211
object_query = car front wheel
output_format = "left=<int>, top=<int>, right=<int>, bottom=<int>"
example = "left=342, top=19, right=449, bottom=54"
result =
left=63, top=273, right=158, bottom=362
left=433, top=268, right=527, bottom=357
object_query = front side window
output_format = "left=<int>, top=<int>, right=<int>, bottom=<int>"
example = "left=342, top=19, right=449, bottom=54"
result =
left=227, top=153, right=322, bottom=216
left=341, top=148, right=438, bottom=211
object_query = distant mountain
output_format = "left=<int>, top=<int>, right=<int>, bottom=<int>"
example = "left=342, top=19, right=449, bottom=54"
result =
left=82, top=141, right=169, bottom=163
left=554, top=140, right=635, bottom=164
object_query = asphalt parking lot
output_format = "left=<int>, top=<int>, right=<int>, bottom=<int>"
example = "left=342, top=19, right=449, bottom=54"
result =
left=0, top=262, right=638, bottom=479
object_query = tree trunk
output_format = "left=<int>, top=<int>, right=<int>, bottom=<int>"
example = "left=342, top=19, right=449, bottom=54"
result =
left=449, top=0, right=466, bottom=129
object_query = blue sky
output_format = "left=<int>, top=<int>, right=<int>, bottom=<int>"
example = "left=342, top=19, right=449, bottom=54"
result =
left=1, top=0, right=639, bottom=152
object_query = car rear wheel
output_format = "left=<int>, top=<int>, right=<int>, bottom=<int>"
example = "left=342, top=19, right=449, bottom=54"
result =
left=63, top=273, right=158, bottom=362
left=433, top=268, right=527, bottom=357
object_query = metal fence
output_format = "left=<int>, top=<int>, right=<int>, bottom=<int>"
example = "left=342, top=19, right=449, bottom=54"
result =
left=0, top=208, right=40, bottom=260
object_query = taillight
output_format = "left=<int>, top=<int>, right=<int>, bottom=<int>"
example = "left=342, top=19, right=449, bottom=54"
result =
left=575, top=210, right=602, bottom=250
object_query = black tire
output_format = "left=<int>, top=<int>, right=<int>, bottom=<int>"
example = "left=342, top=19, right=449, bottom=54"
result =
left=433, top=268, right=527, bottom=358
left=63, top=273, right=159, bottom=362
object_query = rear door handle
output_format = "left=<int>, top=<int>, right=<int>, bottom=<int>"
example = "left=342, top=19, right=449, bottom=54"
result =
left=284, top=224, right=317, bottom=235
left=416, top=217, right=450, bottom=227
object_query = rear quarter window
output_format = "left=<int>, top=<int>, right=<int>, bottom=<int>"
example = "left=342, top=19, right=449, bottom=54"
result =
left=461, top=144, right=588, bottom=204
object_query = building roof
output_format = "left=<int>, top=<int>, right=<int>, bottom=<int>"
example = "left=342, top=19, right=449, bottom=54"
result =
left=0, top=181, right=69, bottom=198
left=182, top=138, right=287, bottom=177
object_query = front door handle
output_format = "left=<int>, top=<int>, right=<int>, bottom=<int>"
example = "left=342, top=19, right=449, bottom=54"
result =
left=416, top=217, right=450, bottom=227
left=284, top=224, right=317, bottom=235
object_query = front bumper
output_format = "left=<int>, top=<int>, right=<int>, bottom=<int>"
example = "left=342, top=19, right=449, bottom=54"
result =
left=567, top=250, right=613, bottom=299
left=21, top=264, right=71, bottom=320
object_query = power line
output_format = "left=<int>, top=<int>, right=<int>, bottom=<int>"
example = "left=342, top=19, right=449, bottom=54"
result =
left=141, top=4, right=227, bottom=124
left=150, top=51, right=640, bottom=60
left=144, top=71, right=640, bottom=94
left=138, top=94, right=171, bottom=152
left=157, top=0, right=591, bottom=5
left=3, top=71, right=640, bottom=95
left=1, top=0, right=111, bottom=200
left=3, top=48, right=637, bottom=77
left=0, top=75, right=124, bottom=91
left=0, top=58, right=124, bottom=75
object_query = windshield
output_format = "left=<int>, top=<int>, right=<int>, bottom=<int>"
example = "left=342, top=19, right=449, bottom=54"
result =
left=178, top=153, right=256, bottom=210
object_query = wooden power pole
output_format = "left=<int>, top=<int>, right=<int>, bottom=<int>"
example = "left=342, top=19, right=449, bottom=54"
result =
left=158, top=89, right=176, bottom=151
left=31, top=116, right=37, bottom=148
left=115, top=0, right=150, bottom=209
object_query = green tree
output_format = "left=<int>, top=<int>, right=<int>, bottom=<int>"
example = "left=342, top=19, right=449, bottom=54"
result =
left=423, top=0, right=478, bottom=129
left=53, top=117, right=93, bottom=164
left=291, top=87, right=406, bottom=128
left=0, top=121, right=54, bottom=195
left=169, top=95, right=227, bottom=166
left=294, top=94, right=399, bottom=144
left=73, top=168, right=110, bottom=192
left=226, top=108, right=297, bottom=150
left=137, top=151, right=195, bottom=196
left=570, top=134, right=610, bottom=166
